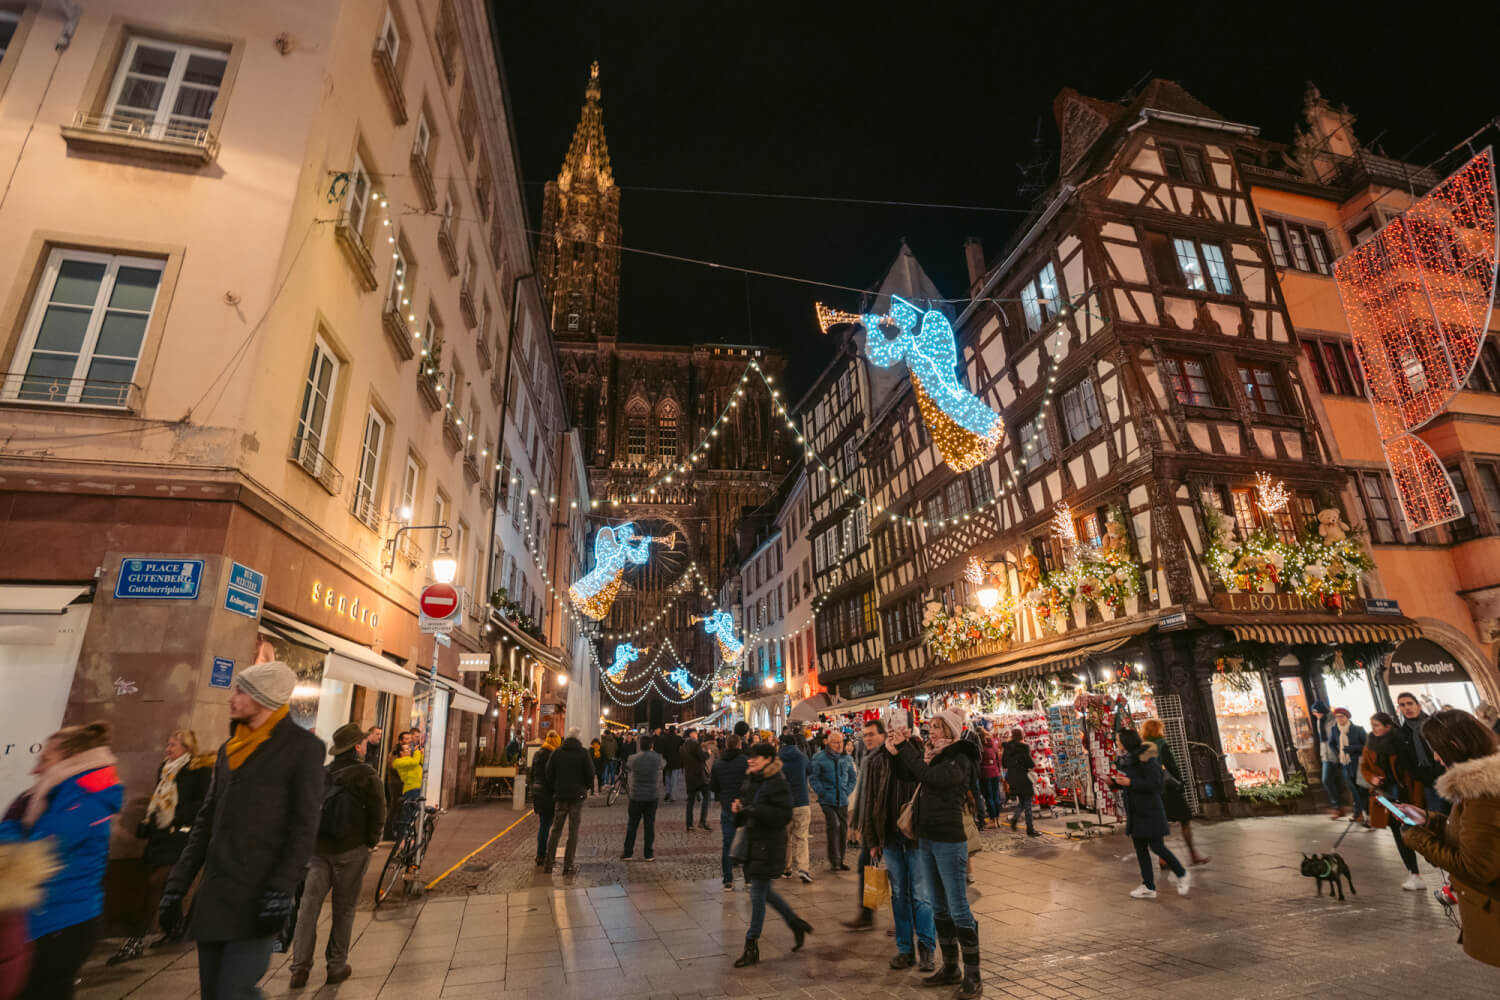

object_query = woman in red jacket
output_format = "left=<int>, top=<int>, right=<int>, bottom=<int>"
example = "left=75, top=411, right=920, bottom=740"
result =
left=978, top=735, right=1004, bottom=823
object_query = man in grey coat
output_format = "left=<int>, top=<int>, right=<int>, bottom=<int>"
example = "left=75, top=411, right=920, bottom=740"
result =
left=290, top=723, right=385, bottom=988
left=622, top=735, right=663, bottom=860
left=159, top=661, right=325, bottom=1000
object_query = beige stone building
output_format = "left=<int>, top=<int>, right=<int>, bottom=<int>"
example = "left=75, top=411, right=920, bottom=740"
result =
left=0, top=0, right=567, bottom=893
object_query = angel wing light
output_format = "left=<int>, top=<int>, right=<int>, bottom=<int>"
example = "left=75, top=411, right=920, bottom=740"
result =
left=817, top=295, right=1003, bottom=472
left=604, top=643, right=644, bottom=681
left=1333, top=149, right=1499, bottom=531
left=694, top=610, right=744, bottom=666
left=569, top=522, right=673, bottom=620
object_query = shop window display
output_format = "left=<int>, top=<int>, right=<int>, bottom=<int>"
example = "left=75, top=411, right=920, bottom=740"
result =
left=1279, top=676, right=1318, bottom=777
left=1212, top=673, right=1282, bottom=789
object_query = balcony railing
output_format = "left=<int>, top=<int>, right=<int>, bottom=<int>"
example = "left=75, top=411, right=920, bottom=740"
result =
left=334, top=208, right=378, bottom=291
left=441, top=409, right=464, bottom=453
left=381, top=299, right=415, bottom=361
left=289, top=433, right=343, bottom=496
left=437, top=221, right=459, bottom=276
left=61, top=111, right=219, bottom=164
left=409, top=143, right=437, bottom=210
left=351, top=491, right=382, bottom=531
left=458, top=283, right=477, bottom=328
left=0, top=371, right=141, bottom=411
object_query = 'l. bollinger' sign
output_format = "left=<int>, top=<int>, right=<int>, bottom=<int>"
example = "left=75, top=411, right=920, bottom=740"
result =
left=1333, top=149, right=1498, bottom=531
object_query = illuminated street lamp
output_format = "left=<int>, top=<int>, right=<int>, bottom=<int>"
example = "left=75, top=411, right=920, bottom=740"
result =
left=557, top=673, right=569, bottom=687
left=431, top=539, right=458, bottom=584
left=975, top=584, right=1001, bottom=611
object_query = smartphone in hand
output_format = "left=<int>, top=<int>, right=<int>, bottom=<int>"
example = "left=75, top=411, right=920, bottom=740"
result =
left=1376, top=793, right=1423, bottom=826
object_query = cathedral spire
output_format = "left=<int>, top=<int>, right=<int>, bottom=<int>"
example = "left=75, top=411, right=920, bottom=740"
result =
left=559, top=61, right=614, bottom=192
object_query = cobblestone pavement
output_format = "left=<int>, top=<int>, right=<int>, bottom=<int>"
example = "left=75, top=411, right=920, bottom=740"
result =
left=77, top=797, right=1498, bottom=1000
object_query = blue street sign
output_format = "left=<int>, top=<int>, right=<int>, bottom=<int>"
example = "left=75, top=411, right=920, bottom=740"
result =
left=115, top=558, right=204, bottom=600
left=1365, top=597, right=1401, bottom=616
left=224, top=561, right=264, bottom=619
left=210, top=657, right=235, bottom=689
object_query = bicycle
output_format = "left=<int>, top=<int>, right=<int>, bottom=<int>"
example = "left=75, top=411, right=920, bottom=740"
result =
left=375, top=798, right=440, bottom=906
left=605, top=767, right=627, bottom=806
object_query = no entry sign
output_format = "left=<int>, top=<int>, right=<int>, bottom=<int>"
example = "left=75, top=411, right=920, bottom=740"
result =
left=419, top=583, right=461, bottom=633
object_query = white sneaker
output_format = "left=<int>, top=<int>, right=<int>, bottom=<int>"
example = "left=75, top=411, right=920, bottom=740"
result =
left=1176, top=871, right=1192, bottom=896
left=1129, top=885, right=1157, bottom=899
left=1402, top=873, right=1424, bottom=891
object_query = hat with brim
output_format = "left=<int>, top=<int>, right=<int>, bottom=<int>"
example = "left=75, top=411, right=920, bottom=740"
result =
left=330, top=723, right=367, bottom=756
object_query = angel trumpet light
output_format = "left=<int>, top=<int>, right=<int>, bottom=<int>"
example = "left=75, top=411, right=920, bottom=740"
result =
left=569, top=523, right=675, bottom=620
left=816, top=295, right=1003, bottom=472
left=693, top=610, right=744, bottom=665
left=605, top=642, right=645, bottom=681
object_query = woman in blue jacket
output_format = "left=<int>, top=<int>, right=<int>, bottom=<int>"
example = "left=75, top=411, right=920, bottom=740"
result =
left=0, top=721, right=123, bottom=1000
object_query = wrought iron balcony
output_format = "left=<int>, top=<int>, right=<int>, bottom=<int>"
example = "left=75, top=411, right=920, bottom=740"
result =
left=370, top=36, right=407, bottom=125
left=289, top=432, right=343, bottom=496
left=351, top=491, right=382, bottom=531
left=0, top=371, right=140, bottom=411
left=60, top=111, right=219, bottom=165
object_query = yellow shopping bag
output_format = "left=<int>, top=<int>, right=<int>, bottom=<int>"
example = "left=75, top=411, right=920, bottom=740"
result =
left=862, top=864, right=891, bottom=909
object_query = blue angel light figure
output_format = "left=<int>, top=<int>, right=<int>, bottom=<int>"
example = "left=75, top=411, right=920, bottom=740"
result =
left=605, top=643, right=643, bottom=681
left=818, top=295, right=1003, bottom=472
left=569, top=522, right=674, bottom=620
left=664, top=666, right=694, bottom=698
left=694, top=609, right=744, bottom=665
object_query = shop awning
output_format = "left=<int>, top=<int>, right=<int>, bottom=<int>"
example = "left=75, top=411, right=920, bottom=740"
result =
left=0, top=585, right=90, bottom=614
left=788, top=692, right=833, bottom=722
left=1221, top=621, right=1421, bottom=645
left=821, top=691, right=899, bottom=716
left=435, top=675, right=489, bottom=715
left=261, top=610, right=418, bottom=698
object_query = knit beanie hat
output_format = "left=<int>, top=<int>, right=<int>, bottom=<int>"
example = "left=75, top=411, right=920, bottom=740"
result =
left=544, top=731, right=561, bottom=749
left=236, top=660, right=297, bottom=710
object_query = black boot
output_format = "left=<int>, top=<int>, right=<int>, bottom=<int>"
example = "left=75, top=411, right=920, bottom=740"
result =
left=791, top=918, right=813, bottom=952
left=106, top=935, right=145, bottom=966
left=733, top=937, right=760, bottom=968
left=955, top=924, right=982, bottom=998
left=923, top=917, right=961, bottom=986
left=918, top=943, right=936, bottom=972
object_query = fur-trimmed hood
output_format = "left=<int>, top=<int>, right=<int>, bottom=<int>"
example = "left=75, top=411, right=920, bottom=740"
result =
left=1436, top=752, right=1500, bottom=802
left=755, top=757, right=784, bottom=779
left=0, top=840, right=56, bottom=911
left=1137, top=742, right=1159, bottom=763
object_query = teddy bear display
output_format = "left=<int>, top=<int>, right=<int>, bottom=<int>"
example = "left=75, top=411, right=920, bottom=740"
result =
left=1317, top=508, right=1349, bottom=543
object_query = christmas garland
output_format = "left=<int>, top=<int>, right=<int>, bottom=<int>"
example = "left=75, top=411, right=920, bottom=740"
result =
left=1202, top=508, right=1374, bottom=605
left=921, top=601, right=1015, bottom=660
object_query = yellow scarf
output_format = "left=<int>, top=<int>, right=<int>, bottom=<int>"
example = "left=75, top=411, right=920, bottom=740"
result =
left=224, top=705, right=289, bottom=770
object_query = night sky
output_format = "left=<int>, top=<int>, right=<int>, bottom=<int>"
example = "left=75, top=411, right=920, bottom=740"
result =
left=493, top=1, right=1493, bottom=401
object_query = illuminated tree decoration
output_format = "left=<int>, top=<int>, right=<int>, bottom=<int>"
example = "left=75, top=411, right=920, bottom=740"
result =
left=816, top=296, right=1003, bottom=472
left=694, top=610, right=744, bottom=665
left=664, top=666, right=694, bottom=698
left=568, top=522, right=675, bottom=620
left=1254, top=472, right=1289, bottom=514
left=605, top=642, right=643, bottom=681
left=1333, top=148, right=1498, bottom=531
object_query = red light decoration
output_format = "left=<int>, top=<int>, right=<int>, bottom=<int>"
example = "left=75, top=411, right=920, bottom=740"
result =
left=1334, top=149, right=1499, bottom=530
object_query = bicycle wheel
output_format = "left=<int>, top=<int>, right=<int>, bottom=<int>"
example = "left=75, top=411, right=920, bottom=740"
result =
left=606, top=783, right=619, bottom=807
left=375, top=840, right=409, bottom=906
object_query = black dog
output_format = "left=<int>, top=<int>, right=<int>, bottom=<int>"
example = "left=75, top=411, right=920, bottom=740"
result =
left=1301, top=852, right=1356, bottom=900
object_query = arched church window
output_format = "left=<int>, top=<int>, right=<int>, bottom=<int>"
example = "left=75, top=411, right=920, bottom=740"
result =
left=626, top=397, right=648, bottom=463
left=657, top=402, right=678, bottom=460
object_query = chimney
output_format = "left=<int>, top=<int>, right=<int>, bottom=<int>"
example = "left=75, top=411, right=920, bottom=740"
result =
left=963, top=238, right=985, bottom=296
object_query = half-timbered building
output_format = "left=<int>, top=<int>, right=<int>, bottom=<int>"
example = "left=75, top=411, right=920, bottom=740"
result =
left=854, top=80, right=1421, bottom=805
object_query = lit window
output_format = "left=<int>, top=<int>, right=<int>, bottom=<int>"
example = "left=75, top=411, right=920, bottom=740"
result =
left=1020, top=262, right=1059, bottom=332
left=1171, top=237, right=1235, bottom=295
left=6, top=249, right=165, bottom=408
left=1060, top=378, right=1103, bottom=444
left=353, top=409, right=386, bottom=526
left=658, top=411, right=677, bottom=459
left=295, top=337, right=340, bottom=462
left=104, top=37, right=228, bottom=142
left=1161, top=355, right=1215, bottom=407
left=1239, top=365, right=1285, bottom=415
left=627, top=417, right=647, bottom=462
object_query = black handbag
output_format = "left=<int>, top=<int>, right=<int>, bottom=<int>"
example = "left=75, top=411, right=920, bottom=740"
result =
left=730, top=826, right=750, bottom=862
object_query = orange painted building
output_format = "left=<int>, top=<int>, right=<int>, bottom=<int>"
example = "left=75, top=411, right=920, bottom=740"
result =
left=1245, top=86, right=1500, bottom=711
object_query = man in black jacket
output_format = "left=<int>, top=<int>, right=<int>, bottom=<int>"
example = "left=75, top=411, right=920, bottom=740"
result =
left=160, top=661, right=325, bottom=1000
left=682, top=729, right=713, bottom=832
left=544, top=730, right=594, bottom=874
left=658, top=726, right=683, bottom=802
left=289, top=723, right=385, bottom=988
left=1396, top=691, right=1449, bottom=813
left=710, top=734, right=750, bottom=890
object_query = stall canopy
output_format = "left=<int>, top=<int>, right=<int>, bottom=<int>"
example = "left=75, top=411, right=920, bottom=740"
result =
left=1221, top=621, right=1421, bottom=645
left=435, top=674, right=489, bottom=715
left=262, top=610, right=418, bottom=698
left=788, top=692, right=834, bottom=722
left=0, top=584, right=90, bottom=646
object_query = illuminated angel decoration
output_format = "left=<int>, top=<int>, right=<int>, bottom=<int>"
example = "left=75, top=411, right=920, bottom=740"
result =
left=693, top=610, right=744, bottom=665
left=569, top=522, right=675, bottom=620
left=1334, top=149, right=1498, bottom=530
left=816, top=295, right=1003, bottom=472
left=664, top=666, right=695, bottom=698
left=604, top=643, right=644, bottom=681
